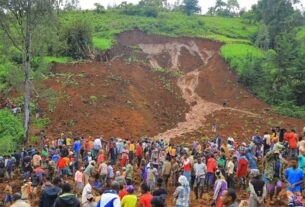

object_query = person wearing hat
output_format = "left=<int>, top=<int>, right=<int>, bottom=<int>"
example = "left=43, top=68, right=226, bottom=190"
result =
left=121, top=185, right=137, bottom=207
left=263, top=143, right=285, bottom=205
left=248, top=171, right=266, bottom=207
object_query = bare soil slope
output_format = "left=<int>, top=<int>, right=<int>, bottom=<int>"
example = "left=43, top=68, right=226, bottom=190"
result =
left=39, top=30, right=305, bottom=141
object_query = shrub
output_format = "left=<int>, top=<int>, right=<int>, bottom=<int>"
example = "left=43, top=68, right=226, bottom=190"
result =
left=33, top=118, right=49, bottom=129
left=61, top=17, right=93, bottom=59
left=0, top=109, right=24, bottom=154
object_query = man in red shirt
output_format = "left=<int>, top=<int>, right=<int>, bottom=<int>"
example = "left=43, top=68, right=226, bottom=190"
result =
left=183, top=154, right=192, bottom=183
left=236, top=152, right=249, bottom=190
left=284, top=129, right=298, bottom=157
left=138, top=183, right=153, bottom=207
left=135, top=142, right=143, bottom=169
left=207, top=154, right=217, bottom=190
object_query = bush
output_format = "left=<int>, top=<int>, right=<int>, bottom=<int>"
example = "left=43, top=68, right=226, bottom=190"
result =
left=33, top=118, right=49, bottom=129
left=0, top=109, right=24, bottom=154
left=61, top=17, right=93, bottom=59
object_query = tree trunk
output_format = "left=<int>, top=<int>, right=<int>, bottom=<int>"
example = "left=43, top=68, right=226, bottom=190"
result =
left=24, top=0, right=32, bottom=143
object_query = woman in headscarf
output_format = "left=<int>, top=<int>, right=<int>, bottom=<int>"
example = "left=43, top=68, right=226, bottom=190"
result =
left=212, top=169, right=228, bottom=207
left=173, top=175, right=191, bottom=207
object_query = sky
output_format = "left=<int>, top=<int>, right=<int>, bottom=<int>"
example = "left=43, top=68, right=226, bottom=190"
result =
left=79, top=0, right=305, bottom=14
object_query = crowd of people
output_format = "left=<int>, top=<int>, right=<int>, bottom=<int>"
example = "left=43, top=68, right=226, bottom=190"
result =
left=0, top=127, right=305, bottom=207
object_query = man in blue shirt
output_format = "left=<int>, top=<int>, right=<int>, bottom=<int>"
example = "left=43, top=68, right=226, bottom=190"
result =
left=285, top=156, right=304, bottom=206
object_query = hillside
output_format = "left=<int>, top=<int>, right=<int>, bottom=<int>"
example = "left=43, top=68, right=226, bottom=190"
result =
left=37, top=30, right=305, bottom=143
left=0, top=9, right=304, bottom=151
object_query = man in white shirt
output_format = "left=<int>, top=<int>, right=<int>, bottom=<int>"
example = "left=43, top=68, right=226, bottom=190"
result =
left=193, top=157, right=207, bottom=199
left=97, top=181, right=121, bottom=207
left=82, top=177, right=93, bottom=204
left=94, top=138, right=102, bottom=155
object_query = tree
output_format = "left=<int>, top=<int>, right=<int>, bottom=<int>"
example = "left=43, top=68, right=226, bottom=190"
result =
left=0, top=0, right=58, bottom=142
left=182, top=0, right=201, bottom=15
left=64, top=0, right=79, bottom=10
left=94, top=3, right=105, bottom=13
left=253, top=0, right=298, bottom=47
left=227, top=0, right=239, bottom=14
left=61, top=17, right=93, bottom=59
left=255, top=24, right=270, bottom=50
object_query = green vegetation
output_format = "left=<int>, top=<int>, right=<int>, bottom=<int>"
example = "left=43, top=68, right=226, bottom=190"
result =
left=90, top=96, right=97, bottom=104
left=43, top=56, right=72, bottom=64
left=33, top=118, right=49, bottom=129
left=93, top=37, right=113, bottom=50
left=296, top=27, right=305, bottom=41
left=220, top=44, right=265, bottom=75
left=0, top=109, right=24, bottom=154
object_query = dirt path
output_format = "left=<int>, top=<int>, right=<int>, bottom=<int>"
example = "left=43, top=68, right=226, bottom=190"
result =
left=138, top=41, right=257, bottom=141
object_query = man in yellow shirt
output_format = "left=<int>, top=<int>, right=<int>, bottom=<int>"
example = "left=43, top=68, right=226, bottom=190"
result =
left=121, top=185, right=137, bottom=207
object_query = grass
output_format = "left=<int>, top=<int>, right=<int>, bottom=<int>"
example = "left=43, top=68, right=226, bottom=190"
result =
left=93, top=37, right=113, bottom=50
left=60, top=10, right=258, bottom=48
left=220, top=44, right=265, bottom=74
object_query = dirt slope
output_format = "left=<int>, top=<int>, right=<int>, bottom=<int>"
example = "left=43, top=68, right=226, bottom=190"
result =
left=39, top=30, right=305, bottom=141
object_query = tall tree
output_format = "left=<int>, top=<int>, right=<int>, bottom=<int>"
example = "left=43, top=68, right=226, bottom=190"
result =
left=227, top=0, right=239, bottom=14
left=0, top=0, right=58, bottom=142
left=253, top=0, right=299, bottom=47
left=182, top=0, right=201, bottom=15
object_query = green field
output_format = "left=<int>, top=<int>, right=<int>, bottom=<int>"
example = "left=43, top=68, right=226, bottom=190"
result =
left=220, top=44, right=265, bottom=75
left=60, top=11, right=258, bottom=50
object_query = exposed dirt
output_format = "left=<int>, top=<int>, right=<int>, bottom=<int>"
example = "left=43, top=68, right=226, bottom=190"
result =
left=37, top=30, right=305, bottom=142
left=39, top=61, right=188, bottom=139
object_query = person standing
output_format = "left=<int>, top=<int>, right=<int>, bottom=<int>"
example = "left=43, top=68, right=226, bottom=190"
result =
left=226, top=156, right=236, bottom=188
left=212, top=170, right=228, bottom=207
left=236, top=152, right=249, bottom=190
left=138, top=183, right=153, bottom=207
left=248, top=172, right=266, bottom=207
left=97, top=181, right=121, bottom=207
left=285, top=129, right=298, bottom=157
left=125, top=162, right=133, bottom=185
left=161, top=157, right=172, bottom=188
left=193, top=157, right=207, bottom=199
left=173, top=175, right=190, bottom=207
left=54, top=183, right=80, bottom=207
left=121, top=185, right=137, bottom=207
left=39, top=177, right=62, bottom=207
left=207, top=154, right=217, bottom=190
left=182, top=154, right=192, bottom=183
left=286, top=156, right=304, bottom=206
left=135, top=142, right=144, bottom=168
left=93, top=137, right=102, bottom=157
left=264, top=144, right=285, bottom=205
